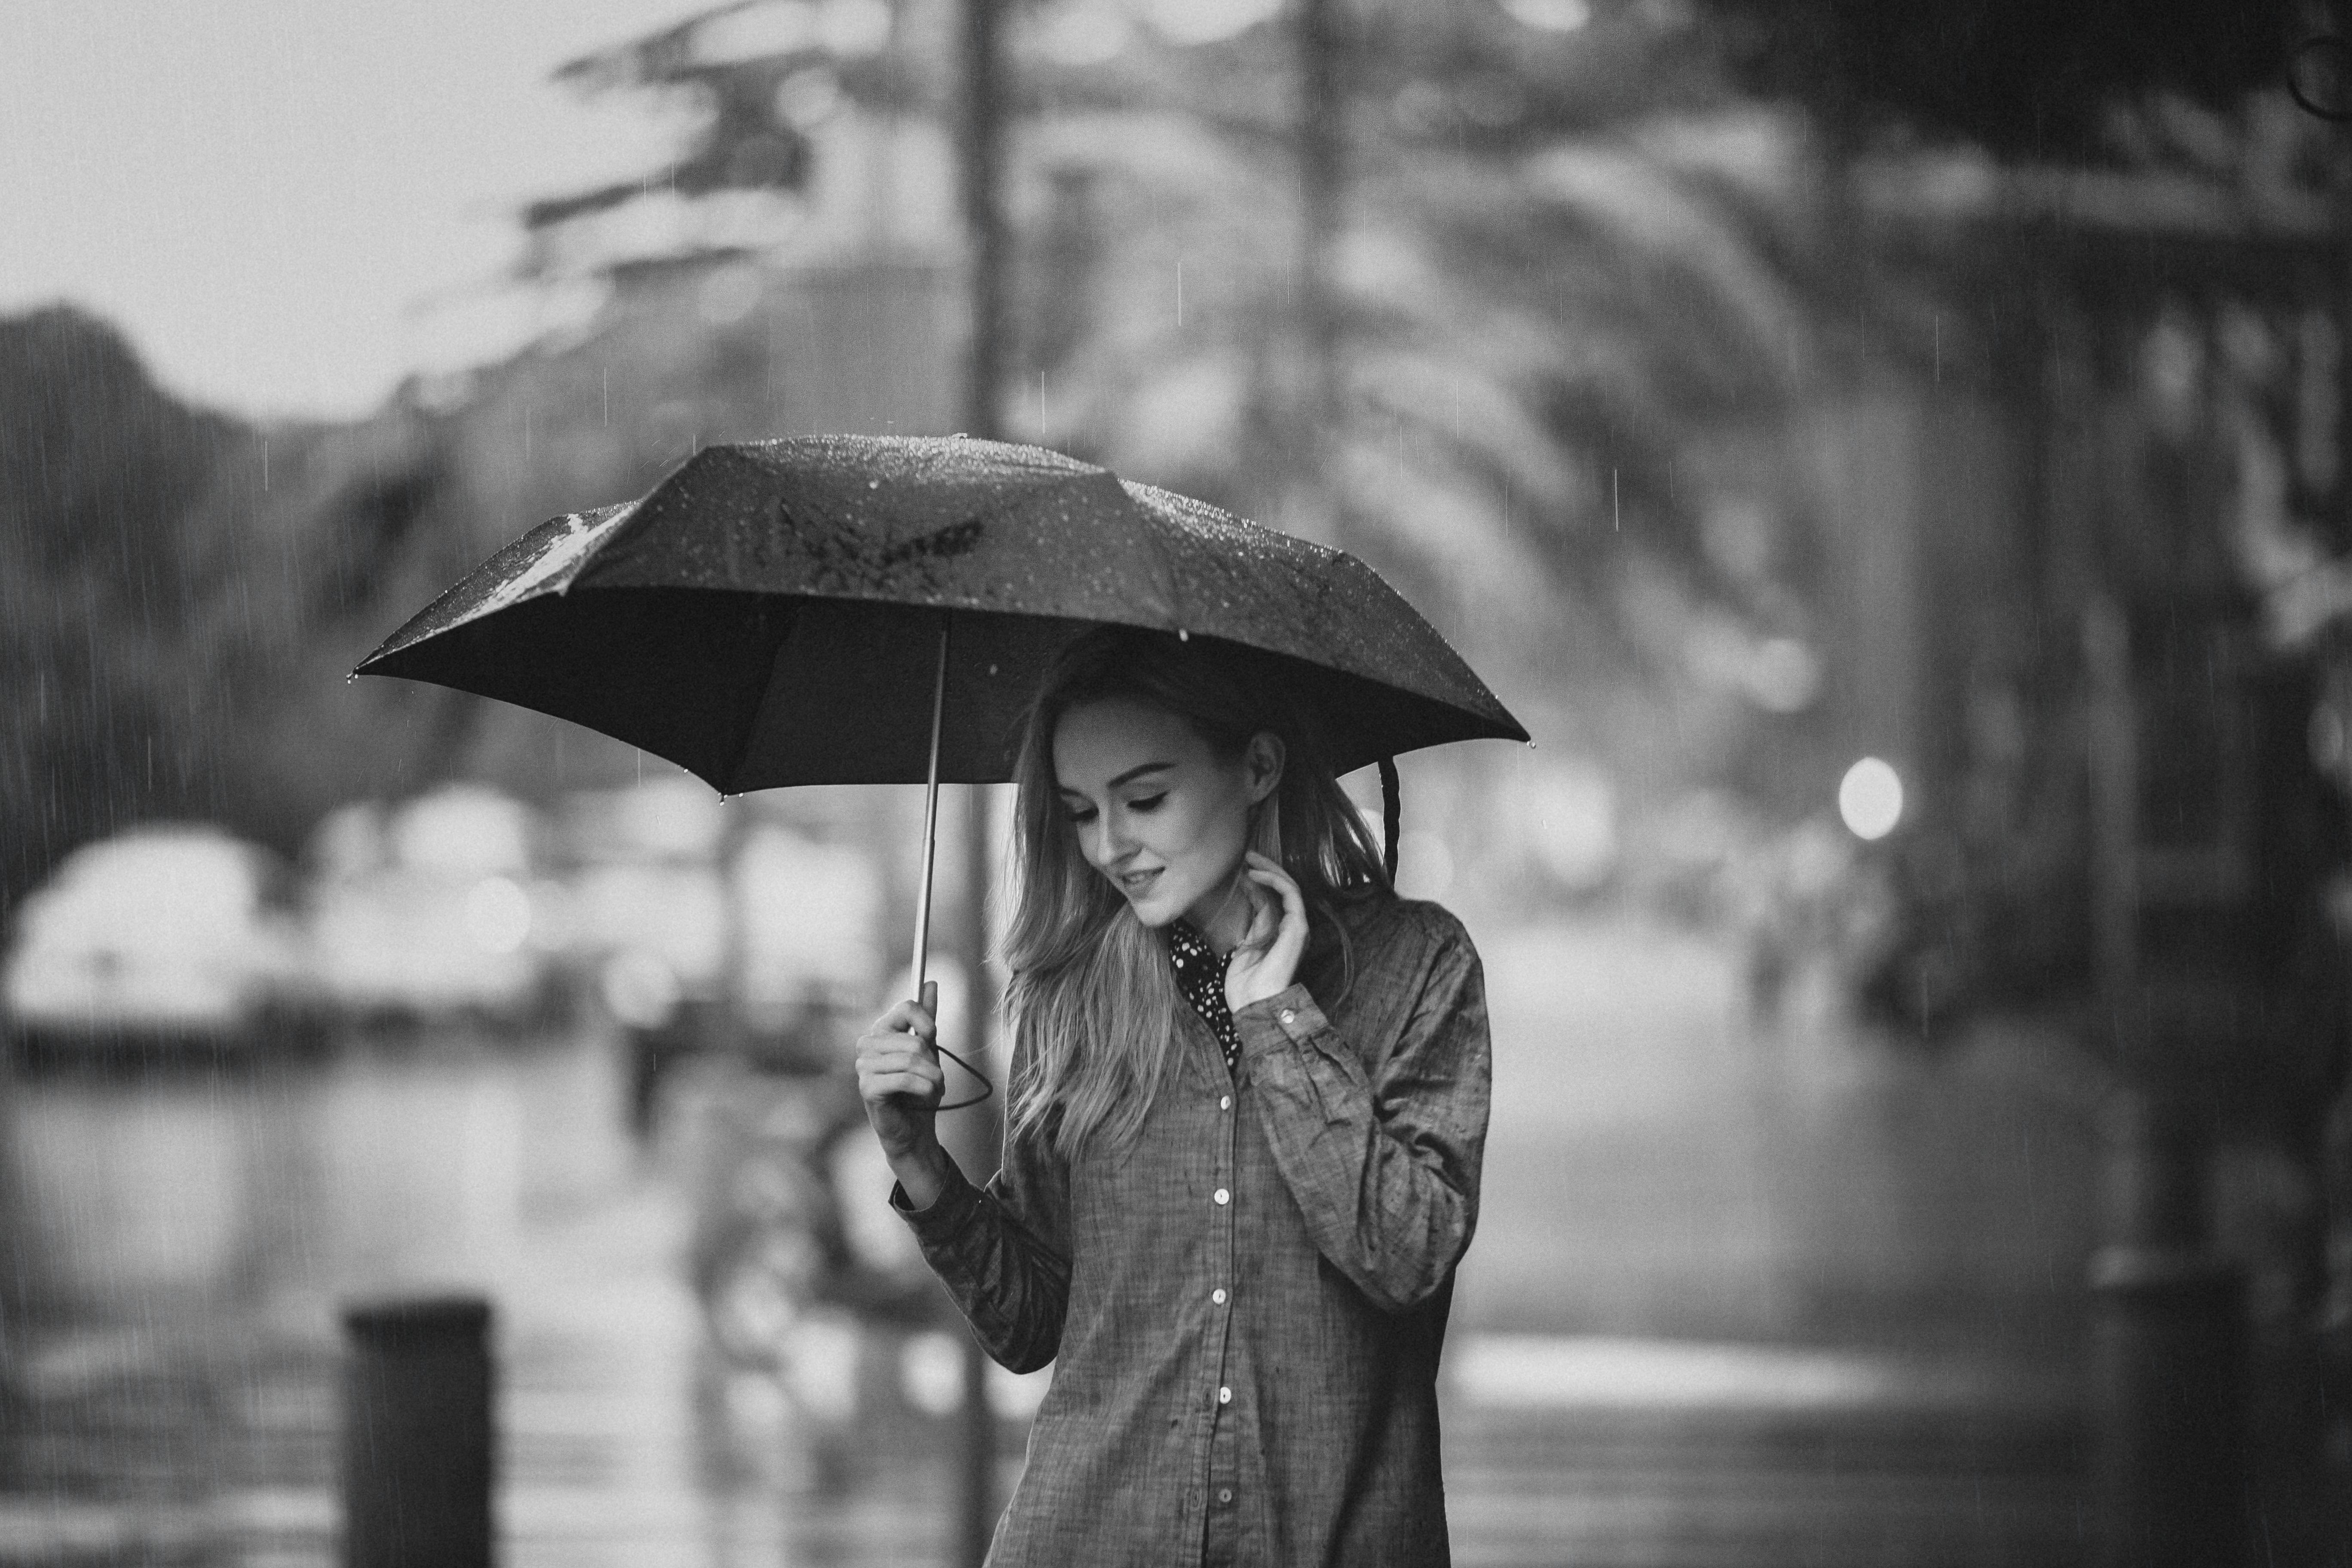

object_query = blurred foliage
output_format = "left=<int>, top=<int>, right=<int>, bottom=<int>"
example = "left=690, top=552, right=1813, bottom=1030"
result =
left=1703, top=0, right=2330, bottom=159
left=519, top=0, right=930, bottom=241
left=988, top=0, right=1904, bottom=808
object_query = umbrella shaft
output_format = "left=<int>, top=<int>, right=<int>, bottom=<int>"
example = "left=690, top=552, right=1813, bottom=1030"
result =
left=910, top=619, right=952, bottom=995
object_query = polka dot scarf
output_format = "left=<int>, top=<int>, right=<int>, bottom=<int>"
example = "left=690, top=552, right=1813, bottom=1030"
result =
left=1167, top=919, right=1241, bottom=1076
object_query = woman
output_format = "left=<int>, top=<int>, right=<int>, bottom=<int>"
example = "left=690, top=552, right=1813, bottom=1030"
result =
left=856, top=626, right=1491, bottom=1567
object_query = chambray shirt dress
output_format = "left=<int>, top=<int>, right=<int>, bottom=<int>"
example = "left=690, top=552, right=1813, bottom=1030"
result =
left=894, top=894, right=1493, bottom=1567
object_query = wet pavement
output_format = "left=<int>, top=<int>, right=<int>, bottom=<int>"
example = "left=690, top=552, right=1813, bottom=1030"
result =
left=0, top=918, right=2107, bottom=1565
left=0, top=1180, right=2091, bottom=1567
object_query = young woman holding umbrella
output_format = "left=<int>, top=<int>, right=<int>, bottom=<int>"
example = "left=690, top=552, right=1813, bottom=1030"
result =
left=857, top=625, right=1492, bottom=1568
left=355, top=435, right=1518, bottom=1559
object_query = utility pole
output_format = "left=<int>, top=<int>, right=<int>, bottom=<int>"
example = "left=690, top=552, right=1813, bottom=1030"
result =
left=1296, top=0, right=1346, bottom=548
left=955, top=1, right=1009, bottom=1562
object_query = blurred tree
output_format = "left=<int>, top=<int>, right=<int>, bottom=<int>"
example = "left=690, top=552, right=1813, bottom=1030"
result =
left=1000, top=0, right=1867, bottom=799
left=0, top=307, right=246, bottom=906
left=0, top=308, right=482, bottom=916
left=519, top=0, right=914, bottom=282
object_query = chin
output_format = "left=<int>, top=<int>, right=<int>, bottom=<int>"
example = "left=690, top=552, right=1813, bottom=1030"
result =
left=1124, top=891, right=1186, bottom=929
left=1113, top=874, right=1201, bottom=930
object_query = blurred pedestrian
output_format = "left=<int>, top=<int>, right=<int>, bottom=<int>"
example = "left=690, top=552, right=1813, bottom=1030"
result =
left=856, top=625, right=1492, bottom=1566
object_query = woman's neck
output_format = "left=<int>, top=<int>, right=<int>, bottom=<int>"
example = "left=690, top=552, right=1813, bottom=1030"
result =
left=1184, top=870, right=1255, bottom=956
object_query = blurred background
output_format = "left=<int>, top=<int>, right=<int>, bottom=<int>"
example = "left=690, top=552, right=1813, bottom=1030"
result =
left=2, top=0, right=2349, bottom=1562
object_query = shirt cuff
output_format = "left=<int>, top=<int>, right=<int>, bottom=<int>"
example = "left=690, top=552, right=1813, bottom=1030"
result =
left=1233, top=983, right=1326, bottom=1051
left=888, top=1152, right=978, bottom=1245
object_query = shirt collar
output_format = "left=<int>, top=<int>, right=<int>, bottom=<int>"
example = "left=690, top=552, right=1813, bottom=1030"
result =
left=1167, top=918, right=1224, bottom=967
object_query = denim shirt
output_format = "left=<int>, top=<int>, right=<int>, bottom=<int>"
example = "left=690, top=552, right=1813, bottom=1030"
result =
left=893, top=894, right=1491, bottom=1567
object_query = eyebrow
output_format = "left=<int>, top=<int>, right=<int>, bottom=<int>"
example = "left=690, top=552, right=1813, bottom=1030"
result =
left=1057, top=761, right=1174, bottom=797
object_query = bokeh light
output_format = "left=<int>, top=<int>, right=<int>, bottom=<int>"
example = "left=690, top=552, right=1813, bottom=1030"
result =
left=463, top=875, right=534, bottom=955
left=1504, top=0, right=1593, bottom=31
left=1837, top=757, right=1904, bottom=841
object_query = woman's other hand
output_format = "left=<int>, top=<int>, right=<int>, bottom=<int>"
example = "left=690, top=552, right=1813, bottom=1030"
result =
left=857, top=981, right=952, bottom=1207
left=1227, top=851, right=1309, bottom=1012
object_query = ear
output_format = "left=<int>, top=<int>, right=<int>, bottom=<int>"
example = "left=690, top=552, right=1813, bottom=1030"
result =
left=1243, top=731, right=1286, bottom=806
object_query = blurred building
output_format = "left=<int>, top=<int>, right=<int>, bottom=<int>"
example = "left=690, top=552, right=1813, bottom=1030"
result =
left=1800, top=153, right=2352, bottom=1451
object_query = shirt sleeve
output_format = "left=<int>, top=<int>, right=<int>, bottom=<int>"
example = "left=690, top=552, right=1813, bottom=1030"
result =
left=1231, top=909, right=1491, bottom=1315
left=889, top=1057, right=1074, bottom=1375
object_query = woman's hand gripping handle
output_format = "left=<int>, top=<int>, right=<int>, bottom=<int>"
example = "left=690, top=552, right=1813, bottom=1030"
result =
left=857, top=980, right=954, bottom=1210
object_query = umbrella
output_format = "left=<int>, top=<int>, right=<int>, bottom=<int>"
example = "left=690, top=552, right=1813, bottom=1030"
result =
left=357, top=435, right=1527, bottom=1093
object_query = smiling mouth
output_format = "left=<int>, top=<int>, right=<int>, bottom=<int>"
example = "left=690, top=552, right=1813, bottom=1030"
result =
left=1117, top=868, right=1162, bottom=896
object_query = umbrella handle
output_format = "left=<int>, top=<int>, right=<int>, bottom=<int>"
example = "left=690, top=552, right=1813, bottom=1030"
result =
left=908, top=617, right=994, bottom=1112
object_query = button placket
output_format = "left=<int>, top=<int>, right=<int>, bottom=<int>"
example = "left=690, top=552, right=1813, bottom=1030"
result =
left=1201, top=1053, right=1242, bottom=1518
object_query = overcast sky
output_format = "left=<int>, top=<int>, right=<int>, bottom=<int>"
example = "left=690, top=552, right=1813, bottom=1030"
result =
left=1, top=0, right=701, bottom=420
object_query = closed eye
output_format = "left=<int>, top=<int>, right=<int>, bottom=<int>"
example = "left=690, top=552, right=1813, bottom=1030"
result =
left=1060, top=790, right=1166, bottom=825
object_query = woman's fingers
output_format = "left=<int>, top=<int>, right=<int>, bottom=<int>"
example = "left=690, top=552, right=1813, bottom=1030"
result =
left=859, top=1037, right=942, bottom=1072
left=858, top=1044, right=945, bottom=1100
left=864, top=1069, right=944, bottom=1102
left=858, top=1032, right=943, bottom=1076
left=858, top=978, right=943, bottom=1090
left=1235, top=879, right=1274, bottom=948
left=1245, top=851, right=1302, bottom=896
left=857, top=983, right=946, bottom=1159
left=1243, top=863, right=1307, bottom=933
left=874, top=995, right=937, bottom=1042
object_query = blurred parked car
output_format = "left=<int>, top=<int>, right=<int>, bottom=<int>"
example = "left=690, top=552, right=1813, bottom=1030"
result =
left=2, top=826, right=309, bottom=1049
left=303, top=787, right=558, bottom=1026
left=561, top=783, right=887, bottom=1134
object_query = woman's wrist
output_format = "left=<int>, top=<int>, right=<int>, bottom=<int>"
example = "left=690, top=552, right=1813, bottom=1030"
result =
left=889, top=1136, right=956, bottom=1212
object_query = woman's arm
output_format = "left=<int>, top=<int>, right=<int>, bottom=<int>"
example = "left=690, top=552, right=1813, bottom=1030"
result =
left=1231, top=908, right=1491, bottom=1315
left=887, top=1076, right=1074, bottom=1375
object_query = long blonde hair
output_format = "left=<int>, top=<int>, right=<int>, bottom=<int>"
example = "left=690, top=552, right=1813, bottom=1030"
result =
left=1002, top=628, right=1390, bottom=1158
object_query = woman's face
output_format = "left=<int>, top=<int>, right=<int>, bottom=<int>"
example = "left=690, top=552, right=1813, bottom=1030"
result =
left=1052, top=696, right=1280, bottom=932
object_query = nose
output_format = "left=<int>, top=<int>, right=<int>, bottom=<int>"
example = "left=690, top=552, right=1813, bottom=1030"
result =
left=1087, top=809, right=1136, bottom=870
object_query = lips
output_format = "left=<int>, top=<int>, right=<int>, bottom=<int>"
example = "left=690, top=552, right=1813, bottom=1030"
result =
left=1117, top=867, right=1162, bottom=897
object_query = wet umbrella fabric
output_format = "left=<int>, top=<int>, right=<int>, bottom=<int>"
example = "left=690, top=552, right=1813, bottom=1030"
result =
left=354, top=436, right=1527, bottom=792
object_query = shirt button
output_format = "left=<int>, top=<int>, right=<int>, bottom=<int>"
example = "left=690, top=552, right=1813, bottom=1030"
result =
left=1219, top=1094, right=1231, bottom=1111
left=1212, top=1288, right=1228, bottom=1305
left=1213, top=1188, right=1229, bottom=1205
left=1279, top=1008, right=1296, bottom=1024
left=1218, top=1386, right=1232, bottom=1405
left=1217, top=1488, right=1234, bottom=1504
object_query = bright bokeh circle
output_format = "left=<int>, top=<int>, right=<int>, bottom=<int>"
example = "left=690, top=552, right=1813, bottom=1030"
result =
left=1838, top=757, right=1904, bottom=841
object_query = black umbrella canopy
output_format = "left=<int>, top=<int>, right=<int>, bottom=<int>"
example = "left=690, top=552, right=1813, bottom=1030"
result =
left=356, top=435, right=1527, bottom=791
